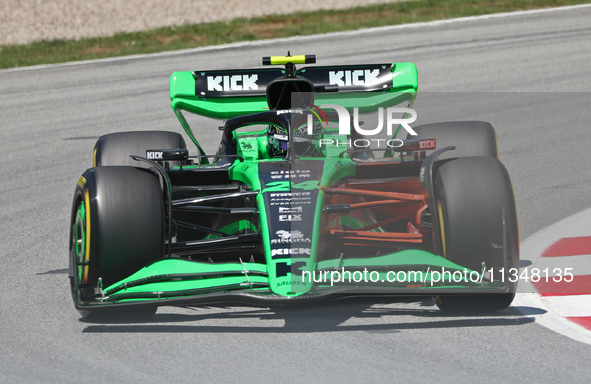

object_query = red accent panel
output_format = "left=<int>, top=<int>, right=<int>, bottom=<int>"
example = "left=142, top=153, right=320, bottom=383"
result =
left=532, top=275, right=591, bottom=296
left=567, top=317, right=591, bottom=330
left=542, top=236, right=591, bottom=257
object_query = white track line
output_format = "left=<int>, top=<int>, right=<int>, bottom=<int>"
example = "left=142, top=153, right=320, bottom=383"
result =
left=514, top=293, right=591, bottom=345
left=543, top=295, right=591, bottom=317
left=515, top=206, right=591, bottom=346
left=2, top=3, right=591, bottom=74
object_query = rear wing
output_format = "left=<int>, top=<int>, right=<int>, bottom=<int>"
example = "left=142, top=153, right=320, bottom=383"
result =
left=170, top=61, right=418, bottom=155
left=171, top=62, right=417, bottom=118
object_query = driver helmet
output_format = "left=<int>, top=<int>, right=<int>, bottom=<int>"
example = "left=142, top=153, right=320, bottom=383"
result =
left=293, top=120, right=324, bottom=157
left=267, top=125, right=289, bottom=157
left=294, top=120, right=323, bottom=142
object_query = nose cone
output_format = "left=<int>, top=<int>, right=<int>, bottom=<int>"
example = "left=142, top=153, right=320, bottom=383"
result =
left=258, top=160, right=325, bottom=296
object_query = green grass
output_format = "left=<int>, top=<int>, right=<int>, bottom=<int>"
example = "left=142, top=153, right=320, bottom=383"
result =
left=1, top=0, right=589, bottom=69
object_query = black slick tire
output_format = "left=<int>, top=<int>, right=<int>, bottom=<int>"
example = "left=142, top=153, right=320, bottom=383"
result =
left=432, top=157, right=519, bottom=314
left=409, top=121, right=498, bottom=159
left=94, top=131, right=186, bottom=167
left=69, top=166, right=164, bottom=319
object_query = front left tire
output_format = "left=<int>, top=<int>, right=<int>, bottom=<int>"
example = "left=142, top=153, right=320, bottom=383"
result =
left=70, top=166, right=164, bottom=319
left=432, top=157, right=519, bottom=313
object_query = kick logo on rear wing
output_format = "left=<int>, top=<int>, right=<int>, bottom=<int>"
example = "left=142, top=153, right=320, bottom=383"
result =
left=194, top=64, right=394, bottom=97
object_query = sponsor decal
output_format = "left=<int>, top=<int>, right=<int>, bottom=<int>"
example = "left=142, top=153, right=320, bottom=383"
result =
left=419, top=139, right=436, bottom=150
left=279, top=214, right=302, bottom=222
left=329, top=69, right=381, bottom=87
left=278, top=206, right=302, bottom=213
left=270, top=173, right=310, bottom=179
left=270, top=170, right=311, bottom=180
left=271, top=200, right=311, bottom=206
left=269, top=192, right=312, bottom=206
left=297, top=64, right=393, bottom=92
left=276, top=280, right=307, bottom=287
left=271, top=201, right=310, bottom=206
left=146, top=150, right=163, bottom=160
left=276, top=109, right=304, bottom=115
left=271, top=230, right=311, bottom=244
left=207, top=74, right=258, bottom=91
left=270, top=170, right=311, bottom=175
left=270, top=192, right=312, bottom=197
left=271, top=248, right=311, bottom=258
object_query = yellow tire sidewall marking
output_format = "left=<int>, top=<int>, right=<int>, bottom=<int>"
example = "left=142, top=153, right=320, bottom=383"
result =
left=82, top=188, right=91, bottom=284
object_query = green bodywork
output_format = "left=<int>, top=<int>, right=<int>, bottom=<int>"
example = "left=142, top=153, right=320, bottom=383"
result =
left=78, top=61, right=510, bottom=310
left=101, top=252, right=504, bottom=304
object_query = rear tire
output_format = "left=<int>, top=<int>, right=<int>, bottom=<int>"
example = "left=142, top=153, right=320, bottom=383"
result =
left=432, top=157, right=519, bottom=313
left=409, top=121, right=498, bottom=159
left=70, top=166, right=164, bottom=319
left=94, top=131, right=186, bottom=167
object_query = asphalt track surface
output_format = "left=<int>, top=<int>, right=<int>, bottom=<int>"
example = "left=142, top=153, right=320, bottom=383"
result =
left=2, top=5, right=591, bottom=383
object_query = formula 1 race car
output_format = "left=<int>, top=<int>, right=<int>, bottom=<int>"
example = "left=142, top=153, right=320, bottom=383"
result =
left=69, top=54, right=519, bottom=319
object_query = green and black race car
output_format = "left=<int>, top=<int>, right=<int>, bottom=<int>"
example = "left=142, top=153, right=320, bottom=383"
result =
left=69, top=54, right=519, bottom=320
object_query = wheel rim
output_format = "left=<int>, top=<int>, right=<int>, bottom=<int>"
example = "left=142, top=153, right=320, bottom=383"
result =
left=72, top=200, right=88, bottom=290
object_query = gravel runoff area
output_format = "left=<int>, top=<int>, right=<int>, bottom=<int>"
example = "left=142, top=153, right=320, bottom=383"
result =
left=0, top=0, right=406, bottom=46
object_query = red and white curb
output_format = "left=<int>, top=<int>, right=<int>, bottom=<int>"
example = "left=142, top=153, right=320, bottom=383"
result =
left=513, top=207, right=591, bottom=345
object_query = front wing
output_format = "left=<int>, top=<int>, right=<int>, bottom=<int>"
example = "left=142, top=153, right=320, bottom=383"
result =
left=74, top=250, right=510, bottom=313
